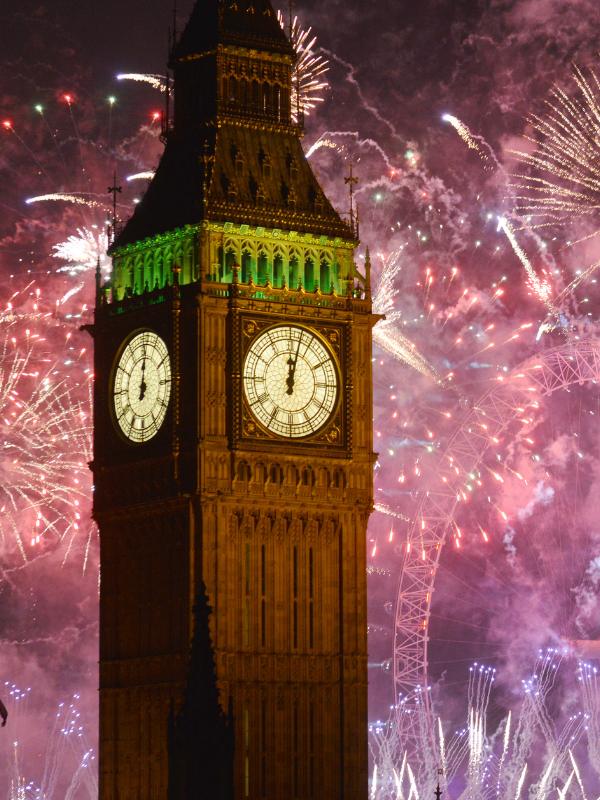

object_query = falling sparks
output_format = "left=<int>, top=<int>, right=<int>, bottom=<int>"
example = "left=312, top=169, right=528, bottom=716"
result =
left=372, top=250, right=441, bottom=381
left=497, top=216, right=557, bottom=316
left=373, top=323, right=440, bottom=381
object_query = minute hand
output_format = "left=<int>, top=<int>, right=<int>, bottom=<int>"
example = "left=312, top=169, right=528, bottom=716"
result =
left=285, top=333, right=303, bottom=395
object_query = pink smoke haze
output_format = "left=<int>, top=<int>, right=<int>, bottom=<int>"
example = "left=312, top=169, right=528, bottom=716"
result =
left=2, top=0, right=600, bottom=794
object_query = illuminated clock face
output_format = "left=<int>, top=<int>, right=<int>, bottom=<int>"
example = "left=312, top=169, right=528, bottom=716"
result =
left=112, top=331, right=171, bottom=443
left=243, top=324, right=339, bottom=439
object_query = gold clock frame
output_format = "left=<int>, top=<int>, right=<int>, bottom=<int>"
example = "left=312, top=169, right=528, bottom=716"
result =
left=109, top=328, right=172, bottom=445
left=232, top=312, right=351, bottom=455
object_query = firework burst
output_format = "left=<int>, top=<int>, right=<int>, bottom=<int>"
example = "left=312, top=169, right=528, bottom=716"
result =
left=277, top=10, right=329, bottom=120
left=52, top=227, right=110, bottom=278
left=5, top=685, right=96, bottom=799
left=0, top=327, right=92, bottom=573
left=512, top=66, right=600, bottom=241
left=371, top=652, right=600, bottom=800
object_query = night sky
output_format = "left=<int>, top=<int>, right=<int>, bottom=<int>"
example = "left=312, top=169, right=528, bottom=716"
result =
left=3, top=0, right=600, bottom=795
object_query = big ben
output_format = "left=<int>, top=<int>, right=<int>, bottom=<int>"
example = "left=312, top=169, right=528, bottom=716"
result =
left=91, top=1, right=376, bottom=798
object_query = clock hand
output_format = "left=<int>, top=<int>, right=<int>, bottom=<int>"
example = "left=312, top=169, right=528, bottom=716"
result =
left=286, top=333, right=304, bottom=395
left=286, top=356, right=295, bottom=395
left=139, top=358, right=147, bottom=401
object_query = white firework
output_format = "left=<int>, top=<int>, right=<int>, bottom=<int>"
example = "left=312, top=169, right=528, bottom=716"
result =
left=52, top=227, right=111, bottom=278
left=0, top=331, right=91, bottom=571
left=277, top=10, right=330, bottom=120
left=371, top=652, right=598, bottom=800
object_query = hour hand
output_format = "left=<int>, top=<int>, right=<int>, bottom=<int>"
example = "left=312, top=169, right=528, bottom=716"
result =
left=286, top=355, right=296, bottom=395
left=139, top=359, right=147, bottom=400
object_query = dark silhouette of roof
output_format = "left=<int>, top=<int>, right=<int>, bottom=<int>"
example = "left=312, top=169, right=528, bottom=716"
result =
left=173, top=0, right=294, bottom=60
left=114, top=123, right=350, bottom=248
left=111, top=0, right=352, bottom=252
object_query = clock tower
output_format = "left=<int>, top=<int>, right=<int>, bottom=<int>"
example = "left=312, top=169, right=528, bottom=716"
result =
left=91, top=1, right=376, bottom=798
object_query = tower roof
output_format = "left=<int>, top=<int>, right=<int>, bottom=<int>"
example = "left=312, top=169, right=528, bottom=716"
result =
left=173, top=0, right=294, bottom=60
left=110, top=0, right=352, bottom=252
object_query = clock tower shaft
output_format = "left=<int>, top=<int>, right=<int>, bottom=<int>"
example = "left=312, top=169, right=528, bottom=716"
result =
left=92, top=2, right=376, bottom=798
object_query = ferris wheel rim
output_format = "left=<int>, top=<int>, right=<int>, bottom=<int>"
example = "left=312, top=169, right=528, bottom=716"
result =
left=392, top=337, right=600, bottom=711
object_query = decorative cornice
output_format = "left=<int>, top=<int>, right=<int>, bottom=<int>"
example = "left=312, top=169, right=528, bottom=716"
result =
left=110, top=220, right=356, bottom=259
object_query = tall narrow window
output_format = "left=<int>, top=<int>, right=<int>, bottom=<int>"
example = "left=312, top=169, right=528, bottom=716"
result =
left=273, top=255, right=283, bottom=287
left=293, top=701, right=299, bottom=798
left=242, top=251, right=252, bottom=283
left=261, top=544, right=266, bottom=648
left=293, top=545, right=298, bottom=649
left=320, top=260, right=331, bottom=293
left=244, top=706, right=250, bottom=798
left=243, top=542, right=251, bottom=647
left=289, top=256, right=299, bottom=289
left=309, top=701, right=315, bottom=798
left=229, top=76, right=238, bottom=104
left=304, top=259, right=315, bottom=291
left=309, top=547, right=314, bottom=650
left=274, top=85, right=281, bottom=120
left=263, top=82, right=271, bottom=113
left=261, top=698, right=267, bottom=797
left=257, top=253, right=268, bottom=285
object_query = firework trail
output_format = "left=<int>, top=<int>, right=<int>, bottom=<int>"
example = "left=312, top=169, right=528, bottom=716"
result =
left=442, top=113, right=494, bottom=168
left=497, top=216, right=557, bottom=316
left=373, top=323, right=440, bottom=381
left=126, top=171, right=155, bottom=182
left=25, top=194, right=105, bottom=210
left=305, top=136, right=346, bottom=160
left=372, top=250, right=441, bottom=381
left=116, top=73, right=167, bottom=92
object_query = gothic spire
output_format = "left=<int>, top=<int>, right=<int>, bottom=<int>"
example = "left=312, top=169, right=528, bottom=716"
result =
left=168, top=581, right=234, bottom=800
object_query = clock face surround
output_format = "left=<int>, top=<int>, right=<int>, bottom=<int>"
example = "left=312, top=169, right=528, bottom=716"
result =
left=243, top=324, right=339, bottom=439
left=112, top=331, right=172, bottom=443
